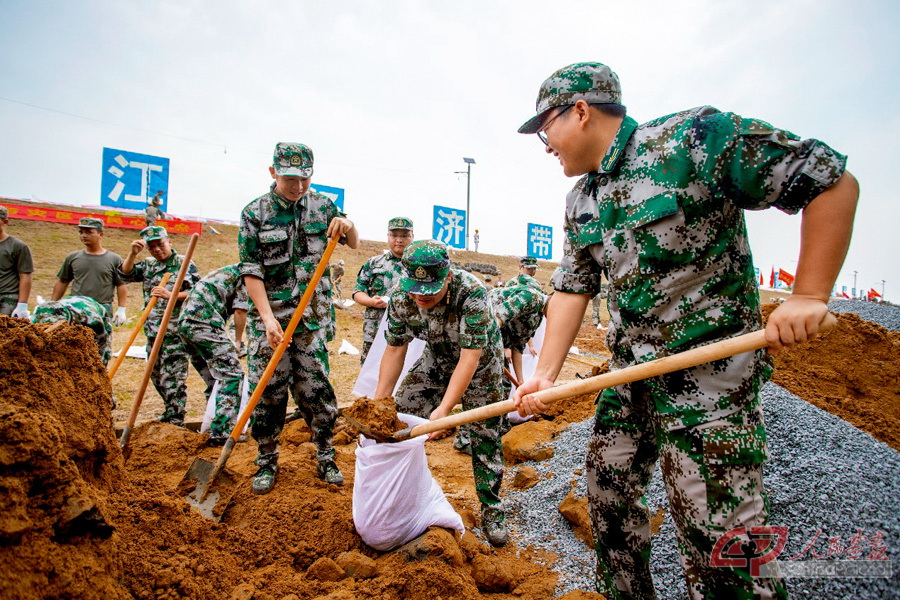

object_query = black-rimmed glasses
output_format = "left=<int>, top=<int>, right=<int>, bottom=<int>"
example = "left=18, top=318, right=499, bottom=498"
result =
left=537, top=105, right=573, bottom=146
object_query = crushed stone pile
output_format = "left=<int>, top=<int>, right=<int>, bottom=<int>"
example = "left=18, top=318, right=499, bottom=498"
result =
left=828, top=299, right=900, bottom=331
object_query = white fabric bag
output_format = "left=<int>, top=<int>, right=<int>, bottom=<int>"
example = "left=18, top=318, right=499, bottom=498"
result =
left=352, top=413, right=464, bottom=551
left=200, top=375, right=250, bottom=434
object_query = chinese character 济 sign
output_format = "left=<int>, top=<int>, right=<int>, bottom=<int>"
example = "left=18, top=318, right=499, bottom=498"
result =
left=433, top=205, right=467, bottom=249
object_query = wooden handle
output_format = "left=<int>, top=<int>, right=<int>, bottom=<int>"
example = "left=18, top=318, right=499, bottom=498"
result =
left=227, top=235, right=341, bottom=440
left=107, top=272, right=171, bottom=379
left=120, top=235, right=199, bottom=448
left=404, top=313, right=837, bottom=440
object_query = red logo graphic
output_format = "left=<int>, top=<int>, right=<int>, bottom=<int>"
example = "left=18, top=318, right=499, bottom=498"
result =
left=711, top=527, right=789, bottom=576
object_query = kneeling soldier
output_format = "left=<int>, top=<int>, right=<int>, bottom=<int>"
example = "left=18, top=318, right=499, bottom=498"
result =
left=33, top=296, right=113, bottom=365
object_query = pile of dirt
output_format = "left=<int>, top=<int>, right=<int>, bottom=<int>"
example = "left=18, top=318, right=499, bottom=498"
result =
left=342, top=396, right=406, bottom=441
left=762, top=305, right=900, bottom=450
left=0, top=318, right=560, bottom=600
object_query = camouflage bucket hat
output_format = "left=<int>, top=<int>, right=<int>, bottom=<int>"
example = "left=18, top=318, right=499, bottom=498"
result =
left=78, top=217, right=104, bottom=230
left=520, top=255, right=538, bottom=267
left=388, top=217, right=413, bottom=231
left=518, top=62, right=622, bottom=134
left=273, top=142, right=314, bottom=177
left=0, top=205, right=8, bottom=219
left=140, top=225, right=168, bottom=242
left=401, top=240, right=450, bottom=295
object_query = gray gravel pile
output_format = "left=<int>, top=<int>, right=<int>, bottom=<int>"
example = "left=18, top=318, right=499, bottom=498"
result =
left=828, top=299, right=900, bottom=331
left=505, top=383, right=900, bottom=598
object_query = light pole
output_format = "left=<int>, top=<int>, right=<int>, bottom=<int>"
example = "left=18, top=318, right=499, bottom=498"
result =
left=853, top=270, right=858, bottom=298
left=882, top=280, right=886, bottom=299
left=456, top=157, right=476, bottom=250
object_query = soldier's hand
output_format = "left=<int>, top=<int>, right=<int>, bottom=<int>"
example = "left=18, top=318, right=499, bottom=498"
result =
left=130, top=240, right=146, bottom=256
left=765, top=295, right=829, bottom=354
left=12, top=303, right=30, bottom=320
left=427, top=405, right=452, bottom=440
left=150, top=286, right=171, bottom=300
left=263, top=317, right=284, bottom=349
left=113, top=307, right=127, bottom=326
left=513, top=375, right=555, bottom=417
left=326, top=217, right=353, bottom=239
left=372, top=295, right=388, bottom=309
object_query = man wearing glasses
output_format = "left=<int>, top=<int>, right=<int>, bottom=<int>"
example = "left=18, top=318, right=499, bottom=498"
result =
left=352, top=217, right=414, bottom=365
left=513, top=62, right=858, bottom=599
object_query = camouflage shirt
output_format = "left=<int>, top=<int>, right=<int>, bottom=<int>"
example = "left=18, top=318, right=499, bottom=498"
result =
left=505, top=272, right=542, bottom=292
left=385, top=268, right=503, bottom=380
left=239, top=184, right=344, bottom=337
left=353, top=251, right=404, bottom=322
left=178, top=264, right=250, bottom=328
left=551, top=106, right=846, bottom=422
left=490, top=284, right=546, bottom=353
left=118, top=249, right=200, bottom=338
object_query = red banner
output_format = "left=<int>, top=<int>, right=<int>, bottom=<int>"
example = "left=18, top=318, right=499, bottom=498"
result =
left=777, top=269, right=795, bottom=287
left=2, top=203, right=203, bottom=236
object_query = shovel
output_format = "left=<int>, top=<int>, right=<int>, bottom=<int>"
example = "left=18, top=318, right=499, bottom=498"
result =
left=107, top=272, right=171, bottom=380
left=182, top=235, right=341, bottom=520
left=353, top=314, right=837, bottom=443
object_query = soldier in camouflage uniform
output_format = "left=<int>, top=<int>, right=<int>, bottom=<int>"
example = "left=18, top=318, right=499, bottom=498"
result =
left=513, top=63, right=859, bottom=600
left=33, top=296, right=113, bottom=365
left=177, top=264, right=250, bottom=445
left=374, top=240, right=509, bottom=547
left=240, top=142, right=358, bottom=494
left=491, top=284, right=548, bottom=386
left=119, top=226, right=201, bottom=426
left=329, top=260, right=345, bottom=299
left=352, top=217, right=414, bottom=364
left=506, top=255, right=542, bottom=291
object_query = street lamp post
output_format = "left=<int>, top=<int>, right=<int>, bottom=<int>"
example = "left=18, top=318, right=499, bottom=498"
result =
left=457, top=157, right=476, bottom=250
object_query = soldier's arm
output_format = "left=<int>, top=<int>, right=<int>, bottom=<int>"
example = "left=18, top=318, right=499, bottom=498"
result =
left=120, top=240, right=145, bottom=275
left=116, top=284, right=128, bottom=308
left=233, top=309, right=247, bottom=346
left=51, top=279, right=69, bottom=301
left=510, top=349, right=525, bottom=384
left=374, top=344, right=408, bottom=399
left=766, top=171, right=859, bottom=352
left=17, top=273, right=31, bottom=304
left=244, top=275, right=283, bottom=349
left=327, top=217, right=359, bottom=249
left=428, top=348, right=481, bottom=437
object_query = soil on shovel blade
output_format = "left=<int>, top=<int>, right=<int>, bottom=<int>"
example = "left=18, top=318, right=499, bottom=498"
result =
left=0, top=316, right=561, bottom=600
left=342, top=396, right=406, bottom=441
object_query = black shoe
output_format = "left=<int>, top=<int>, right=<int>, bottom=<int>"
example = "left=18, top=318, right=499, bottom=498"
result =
left=252, top=465, right=277, bottom=495
left=158, top=413, right=185, bottom=427
left=316, top=459, right=344, bottom=485
left=207, top=434, right=228, bottom=447
left=482, top=507, right=509, bottom=547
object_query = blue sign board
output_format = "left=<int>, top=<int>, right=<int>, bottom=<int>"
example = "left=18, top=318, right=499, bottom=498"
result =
left=101, top=147, right=170, bottom=212
left=310, top=183, right=345, bottom=211
left=433, top=205, right=467, bottom=249
left=527, top=223, right=553, bottom=259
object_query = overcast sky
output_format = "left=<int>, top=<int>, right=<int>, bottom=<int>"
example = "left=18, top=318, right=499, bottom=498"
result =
left=1, top=0, right=897, bottom=300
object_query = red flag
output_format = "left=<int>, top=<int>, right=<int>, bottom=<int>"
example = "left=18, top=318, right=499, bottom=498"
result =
left=778, top=269, right=795, bottom=287
left=759, top=272, right=764, bottom=285
left=769, top=267, right=775, bottom=287
left=841, top=291, right=850, bottom=299
left=869, top=288, right=882, bottom=300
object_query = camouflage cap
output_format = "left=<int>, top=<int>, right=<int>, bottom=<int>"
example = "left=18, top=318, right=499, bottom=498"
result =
left=518, top=62, right=622, bottom=134
left=388, top=217, right=413, bottom=231
left=520, top=256, right=538, bottom=267
left=140, top=225, right=168, bottom=242
left=78, top=217, right=104, bottom=230
left=0, top=205, right=7, bottom=219
left=273, top=142, right=314, bottom=177
left=400, top=240, right=450, bottom=295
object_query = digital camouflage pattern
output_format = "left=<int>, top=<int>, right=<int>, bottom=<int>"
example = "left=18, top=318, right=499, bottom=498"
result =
left=177, top=264, right=250, bottom=438
left=518, top=62, right=623, bottom=134
left=385, top=268, right=506, bottom=510
left=140, top=225, right=168, bottom=242
left=399, top=239, right=450, bottom=295
left=0, top=296, right=16, bottom=316
left=490, top=284, right=547, bottom=354
left=239, top=184, right=345, bottom=468
left=33, top=296, right=112, bottom=365
left=387, top=217, right=413, bottom=230
left=519, top=255, right=538, bottom=267
left=118, top=249, right=200, bottom=424
left=273, top=142, right=314, bottom=177
left=549, top=102, right=846, bottom=599
left=353, top=251, right=404, bottom=363
left=78, top=217, right=104, bottom=230
left=330, top=262, right=344, bottom=298
left=505, top=272, right=542, bottom=292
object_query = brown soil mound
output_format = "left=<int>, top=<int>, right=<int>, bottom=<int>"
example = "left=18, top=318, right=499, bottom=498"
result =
left=762, top=305, right=900, bottom=450
left=0, top=318, right=559, bottom=599
left=342, top=396, right=406, bottom=441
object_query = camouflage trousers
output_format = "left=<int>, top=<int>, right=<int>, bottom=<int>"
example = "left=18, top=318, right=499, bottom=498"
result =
left=178, top=318, right=245, bottom=437
left=586, top=379, right=787, bottom=600
left=247, top=325, right=338, bottom=468
left=359, top=310, right=383, bottom=365
left=33, top=302, right=113, bottom=366
left=147, top=331, right=191, bottom=425
left=592, top=293, right=604, bottom=325
left=332, top=280, right=343, bottom=299
left=394, top=349, right=505, bottom=510
left=0, top=294, right=16, bottom=316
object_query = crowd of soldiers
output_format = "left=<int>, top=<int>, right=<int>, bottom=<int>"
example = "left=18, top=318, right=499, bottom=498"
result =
left=1, top=56, right=860, bottom=599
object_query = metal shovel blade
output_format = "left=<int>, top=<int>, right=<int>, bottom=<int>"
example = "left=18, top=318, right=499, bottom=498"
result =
left=339, top=409, right=401, bottom=444
left=179, top=457, right=240, bottom=522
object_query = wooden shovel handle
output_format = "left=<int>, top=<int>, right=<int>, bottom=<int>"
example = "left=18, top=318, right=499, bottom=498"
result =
left=403, top=313, right=837, bottom=440
left=120, top=235, right=199, bottom=448
left=107, top=272, right=171, bottom=379
left=227, top=235, right=341, bottom=440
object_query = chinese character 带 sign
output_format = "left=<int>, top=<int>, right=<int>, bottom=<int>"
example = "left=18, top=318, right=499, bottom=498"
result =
left=528, top=223, right=553, bottom=259
left=310, top=184, right=345, bottom=211
left=101, top=147, right=170, bottom=212
left=433, top=205, right=466, bottom=249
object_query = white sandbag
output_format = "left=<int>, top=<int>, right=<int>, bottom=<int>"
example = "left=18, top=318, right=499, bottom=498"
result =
left=199, top=375, right=251, bottom=434
left=338, top=339, right=360, bottom=355
left=352, top=413, right=464, bottom=551
left=352, top=312, right=426, bottom=398
left=505, top=317, right=546, bottom=424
